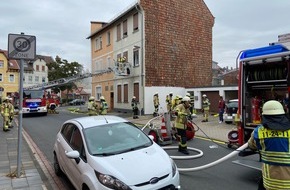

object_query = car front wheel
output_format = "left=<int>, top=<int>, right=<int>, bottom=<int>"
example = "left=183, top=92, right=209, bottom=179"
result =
left=54, top=153, right=63, bottom=176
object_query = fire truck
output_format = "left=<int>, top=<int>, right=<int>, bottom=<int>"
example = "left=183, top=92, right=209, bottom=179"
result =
left=230, top=44, right=290, bottom=169
left=20, top=69, right=113, bottom=116
left=236, top=44, right=290, bottom=145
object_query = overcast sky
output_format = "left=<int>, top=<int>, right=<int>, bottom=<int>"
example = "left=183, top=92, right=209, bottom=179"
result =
left=1, top=0, right=290, bottom=71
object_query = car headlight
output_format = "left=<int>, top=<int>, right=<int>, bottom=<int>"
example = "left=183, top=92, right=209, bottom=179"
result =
left=171, top=159, right=177, bottom=177
left=95, top=171, right=132, bottom=190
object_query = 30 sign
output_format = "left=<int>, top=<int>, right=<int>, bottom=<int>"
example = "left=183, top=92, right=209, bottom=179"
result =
left=8, top=33, right=36, bottom=60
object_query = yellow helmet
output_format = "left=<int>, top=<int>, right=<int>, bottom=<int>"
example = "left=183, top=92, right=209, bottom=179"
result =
left=262, top=100, right=285, bottom=115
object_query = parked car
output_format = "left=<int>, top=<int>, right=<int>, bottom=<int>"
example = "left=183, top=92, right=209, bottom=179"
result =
left=53, top=115, right=180, bottom=190
left=68, top=99, right=85, bottom=105
left=224, top=99, right=238, bottom=124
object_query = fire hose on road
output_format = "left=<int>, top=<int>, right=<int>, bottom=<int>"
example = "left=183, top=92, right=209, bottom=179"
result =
left=142, top=114, right=249, bottom=172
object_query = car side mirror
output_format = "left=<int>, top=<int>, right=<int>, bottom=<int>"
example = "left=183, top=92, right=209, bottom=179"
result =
left=65, top=150, right=80, bottom=164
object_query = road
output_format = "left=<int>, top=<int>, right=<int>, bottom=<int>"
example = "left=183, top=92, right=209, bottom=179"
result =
left=22, top=106, right=261, bottom=190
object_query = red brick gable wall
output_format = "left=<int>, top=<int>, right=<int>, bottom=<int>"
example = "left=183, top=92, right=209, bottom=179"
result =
left=140, top=0, right=214, bottom=88
left=223, top=70, right=239, bottom=86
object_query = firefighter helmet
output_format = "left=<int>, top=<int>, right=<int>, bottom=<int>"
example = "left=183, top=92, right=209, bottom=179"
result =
left=100, top=96, right=105, bottom=100
left=262, top=100, right=285, bottom=115
left=186, top=93, right=190, bottom=97
left=169, top=92, right=173, bottom=95
left=202, top=94, right=207, bottom=98
left=89, top=96, right=95, bottom=101
left=2, top=97, right=8, bottom=102
left=182, top=96, right=191, bottom=102
left=132, top=96, right=136, bottom=99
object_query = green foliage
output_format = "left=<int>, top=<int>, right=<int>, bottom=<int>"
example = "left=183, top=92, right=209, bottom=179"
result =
left=47, top=56, right=83, bottom=93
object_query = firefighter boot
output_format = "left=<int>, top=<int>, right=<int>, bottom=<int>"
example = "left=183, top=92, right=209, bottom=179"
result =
left=178, top=145, right=189, bottom=155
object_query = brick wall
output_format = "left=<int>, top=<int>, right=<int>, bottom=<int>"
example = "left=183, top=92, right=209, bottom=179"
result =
left=223, top=70, right=239, bottom=86
left=140, top=0, right=214, bottom=88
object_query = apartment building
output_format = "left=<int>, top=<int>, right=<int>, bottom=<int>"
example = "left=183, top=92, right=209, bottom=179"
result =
left=0, top=50, right=19, bottom=99
left=88, top=0, right=214, bottom=114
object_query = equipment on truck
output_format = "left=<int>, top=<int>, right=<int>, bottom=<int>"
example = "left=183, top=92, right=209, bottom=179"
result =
left=231, top=44, right=290, bottom=170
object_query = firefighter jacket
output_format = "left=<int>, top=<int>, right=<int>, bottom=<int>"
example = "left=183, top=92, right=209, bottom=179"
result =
left=171, top=97, right=180, bottom=110
left=248, top=126, right=290, bottom=190
left=131, top=99, right=138, bottom=110
left=202, top=98, right=210, bottom=111
left=174, top=104, right=191, bottom=130
left=88, top=101, right=94, bottom=110
left=1, top=102, right=11, bottom=117
left=166, top=95, right=172, bottom=106
left=100, top=100, right=108, bottom=115
left=153, top=95, right=159, bottom=107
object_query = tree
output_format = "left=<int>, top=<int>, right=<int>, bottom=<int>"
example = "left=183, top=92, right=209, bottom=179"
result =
left=46, top=56, right=83, bottom=102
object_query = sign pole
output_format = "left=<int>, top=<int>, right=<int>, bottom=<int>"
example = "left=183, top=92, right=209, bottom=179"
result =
left=17, top=59, right=24, bottom=177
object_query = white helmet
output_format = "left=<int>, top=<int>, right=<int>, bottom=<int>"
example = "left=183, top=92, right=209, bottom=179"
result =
left=182, top=96, right=191, bottom=102
left=262, top=100, right=285, bottom=115
left=169, top=92, right=173, bottom=95
left=132, top=96, right=136, bottom=99
left=89, top=96, right=95, bottom=101
left=202, top=94, right=207, bottom=97
left=186, top=93, right=190, bottom=97
left=100, top=96, right=105, bottom=100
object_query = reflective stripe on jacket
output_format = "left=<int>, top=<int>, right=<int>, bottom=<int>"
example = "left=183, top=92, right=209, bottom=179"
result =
left=174, top=104, right=190, bottom=130
left=253, top=126, right=290, bottom=189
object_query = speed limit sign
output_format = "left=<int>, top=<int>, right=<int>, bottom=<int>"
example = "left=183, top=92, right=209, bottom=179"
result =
left=8, top=33, right=36, bottom=60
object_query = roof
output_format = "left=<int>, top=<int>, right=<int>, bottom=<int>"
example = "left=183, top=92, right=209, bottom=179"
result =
left=67, top=115, right=129, bottom=129
left=240, top=44, right=289, bottom=59
left=0, top=50, right=20, bottom=70
left=87, top=1, right=139, bottom=39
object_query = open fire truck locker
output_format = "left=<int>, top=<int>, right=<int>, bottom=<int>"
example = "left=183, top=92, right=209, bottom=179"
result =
left=234, top=44, right=290, bottom=146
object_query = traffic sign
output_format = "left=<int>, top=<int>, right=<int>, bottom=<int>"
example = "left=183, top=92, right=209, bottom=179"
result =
left=8, top=33, right=36, bottom=60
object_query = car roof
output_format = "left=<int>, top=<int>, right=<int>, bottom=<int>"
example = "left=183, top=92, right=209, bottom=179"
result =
left=66, top=115, right=129, bottom=129
left=229, top=99, right=238, bottom=102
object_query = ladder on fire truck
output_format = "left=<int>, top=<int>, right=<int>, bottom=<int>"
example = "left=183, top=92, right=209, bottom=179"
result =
left=23, top=59, right=132, bottom=90
left=23, top=68, right=113, bottom=90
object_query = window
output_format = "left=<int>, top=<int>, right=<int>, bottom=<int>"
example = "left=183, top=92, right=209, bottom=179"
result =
left=117, top=24, right=121, bottom=41
left=95, top=37, right=102, bottom=50
left=117, top=85, right=121, bottom=103
left=0, top=60, right=4, bottom=68
left=105, top=86, right=109, bottom=91
left=42, top=77, right=46, bottom=83
left=107, top=32, right=111, bottom=45
left=28, top=76, right=33, bottom=82
left=0, top=74, right=2, bottom=82
left=42, top=65, right=45, bottom=71
left=70, top=128, right=83, bottom=154
left=123, top=51, right=128, bottom=62
left=133, top=49, right=139, bottom=67
left=134, top=83, right=139, bottom=102
left=36, top=65, right=39, bottom=71
left=61, top=124, right=75, bottom=142
left=9, top=74, right=14, bottom=82
left=96, top=86, right=102, bottom=100
left=133, top=13, right=139, bottom=31
left=107, top=57, right=112, bottom=69
left=124, top=84, right=128, bottom=103
left=35, top=76, right=39, bottom=82
left=123, top=20, right=128, bottom=37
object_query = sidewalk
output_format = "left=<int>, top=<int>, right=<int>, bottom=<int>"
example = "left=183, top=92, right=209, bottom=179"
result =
left=0, top=112, right=236, bottom=190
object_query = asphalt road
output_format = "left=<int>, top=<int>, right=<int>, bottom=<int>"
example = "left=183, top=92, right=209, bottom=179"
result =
left=22, top=106, right=261, bottom=190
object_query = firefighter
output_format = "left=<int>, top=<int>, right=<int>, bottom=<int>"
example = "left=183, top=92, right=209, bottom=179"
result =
left=202, top=94, right=210, bottom=122
left=171, top=95, right=181, bottom=111
left=174, top=96, right=191, bottom=155
left=99, top=96, right=108, bottom=115
left=248, top=100, right=290, bottom=190
left=131, top=96, right=139, bottom=119
left=8, top=98, right=14, bottom=128
left=88, top=96, right=98, bottom=116
left=153, top=92, right=159, bottom=117
left=166, top=92, right=173, bottom=113
left=1, top=97, right=12, bottom=132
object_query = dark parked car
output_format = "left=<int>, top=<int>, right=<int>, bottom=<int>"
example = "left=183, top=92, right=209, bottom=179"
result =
left=68, top=99, right=85, bottom=105
left=224, top=99, right=238, bottom=124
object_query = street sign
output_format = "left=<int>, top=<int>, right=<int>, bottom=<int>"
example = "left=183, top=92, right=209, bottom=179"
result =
left=8, top=33, right=36, bottom=60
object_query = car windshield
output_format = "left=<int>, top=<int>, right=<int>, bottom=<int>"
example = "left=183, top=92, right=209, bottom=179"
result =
left=227, top=102, right=238, bottom=108
left=84, top=122, right=152, bottom=156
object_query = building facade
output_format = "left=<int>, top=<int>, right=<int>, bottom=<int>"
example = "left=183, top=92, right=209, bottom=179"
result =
left=88, top=0, right=214, bottom=114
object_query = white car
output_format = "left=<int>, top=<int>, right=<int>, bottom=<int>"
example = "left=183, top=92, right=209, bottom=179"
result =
left=224, top=99, right=238, bottom=124
left=53, top=115, right=180, bottom=190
